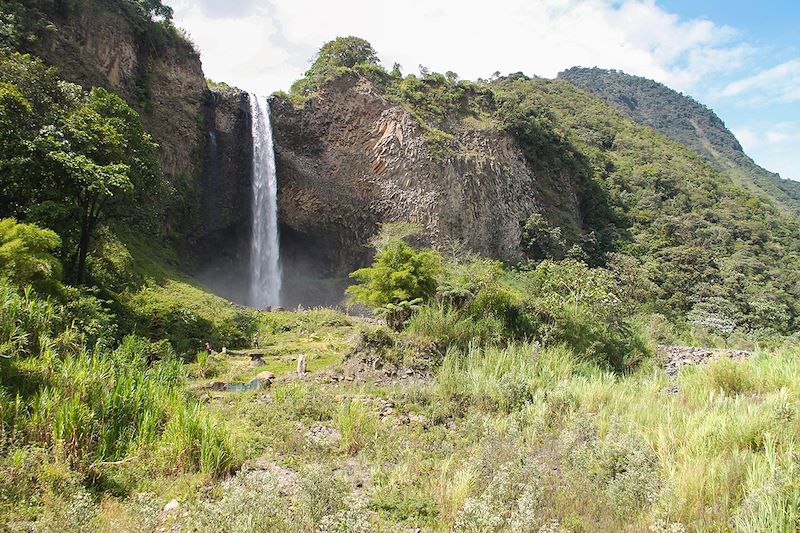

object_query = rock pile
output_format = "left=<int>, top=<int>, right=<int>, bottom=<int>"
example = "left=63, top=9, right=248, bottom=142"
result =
left=659, top=345, right=753, bottom=377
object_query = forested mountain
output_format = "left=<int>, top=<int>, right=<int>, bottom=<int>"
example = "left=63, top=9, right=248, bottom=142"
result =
left=558, top=67, right=800, bottom=216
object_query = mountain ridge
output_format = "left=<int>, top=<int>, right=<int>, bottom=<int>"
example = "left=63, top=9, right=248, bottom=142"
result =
left=558, top=66, right=800, bottom=216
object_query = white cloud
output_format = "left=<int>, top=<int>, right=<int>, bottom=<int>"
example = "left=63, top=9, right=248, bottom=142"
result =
left=171, top=0, right=742, bottom=95
left=719, top=58, right=800, bottom=104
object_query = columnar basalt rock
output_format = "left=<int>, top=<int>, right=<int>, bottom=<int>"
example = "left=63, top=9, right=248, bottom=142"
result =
left=193, top=88, right=254, bottom=303
left=270, top=73, right=587, bottom=305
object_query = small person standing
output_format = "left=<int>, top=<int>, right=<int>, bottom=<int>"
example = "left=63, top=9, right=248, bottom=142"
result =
left=252, top=334, right=260, bottom=349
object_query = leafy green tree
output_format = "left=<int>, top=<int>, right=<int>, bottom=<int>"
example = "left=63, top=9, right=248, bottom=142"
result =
left=135, top=0, right=174, bottom=21
left=347, top=239, right=443, bottom=330
left=291, top=37, right=379, bottom=96
left=0, top=55, right=160, bottom=285
left=0, top=217, right=61, bottom=293
left=522, top=212, right=567, bottom=260
left=33, top=90, right=135, bottom=284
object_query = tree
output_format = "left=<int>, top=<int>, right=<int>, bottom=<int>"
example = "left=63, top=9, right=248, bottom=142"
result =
left=39, top=88, right=157, bottom=284
left=0, top=81, right=32, bottom=215
left=0, top=54, right=160, bottom=286
left=0, top=217, right=61, bottom=294
left=30, top=87, right=158, bottom=284
left=292, top=37, right=379, bottom=96
left=347, top=239, right=443, bottom=330
left=521, top=213, right=566, bottom=260
left=135, top=0, right=174, bottom=21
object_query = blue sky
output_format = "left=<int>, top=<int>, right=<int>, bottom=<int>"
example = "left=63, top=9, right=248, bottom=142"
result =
left=171, top=0, right=799, bottom=181
left=660, top=0, right=800, bottom=181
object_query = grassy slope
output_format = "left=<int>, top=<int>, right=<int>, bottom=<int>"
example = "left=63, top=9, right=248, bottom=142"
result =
left=6, top=230, right=796, bottom=531
left=63, top=299, right=798, bottom=532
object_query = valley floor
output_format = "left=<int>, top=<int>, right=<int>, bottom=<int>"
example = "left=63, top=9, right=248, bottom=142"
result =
left=44, top=308, right=798, bottom=533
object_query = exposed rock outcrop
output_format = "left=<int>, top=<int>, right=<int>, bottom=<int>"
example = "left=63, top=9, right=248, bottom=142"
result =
left=20, top=0, right=255, bottom=279
left=30, top=0, right=206, bottom=183
left=194, top=88, right=253, bottom=302
left=271, top=74, right=588, bottom=305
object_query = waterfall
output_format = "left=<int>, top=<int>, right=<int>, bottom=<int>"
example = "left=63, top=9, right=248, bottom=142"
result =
left=249, top=94, right=282, bottom=308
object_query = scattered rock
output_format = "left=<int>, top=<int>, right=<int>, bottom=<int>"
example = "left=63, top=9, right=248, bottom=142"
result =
left=662, top=384, right=680, bottom=395
left=408, top=413, right=428, bottom=425
left=660, top=345, right=753, bottom=377
left=207, top=381, right=226, bottom=391
left=378, top=400, right=394, bottom=417
left=245, top=458, right=301, bottom=500
left=250, top=355, right=265, bottom=367
left=256, top=370, right=276, bottom=383
left=305, top=425, right=342, bottom=447
left=162, top=499, right=180, bottom=513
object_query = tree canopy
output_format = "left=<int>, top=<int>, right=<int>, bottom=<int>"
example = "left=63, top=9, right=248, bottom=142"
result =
left=0, top=53, right=160, bottom=285
left=291, top=36, right=380, bottom=96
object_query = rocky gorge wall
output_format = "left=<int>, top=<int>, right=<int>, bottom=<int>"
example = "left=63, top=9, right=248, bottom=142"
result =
left=270, top=73, right=588, bottom=305
left=19, top=1, right=594, bottom=307
left=30, top=0, right=206, bottom=183
left=21, top=0, right=256, bottom=283
left=193, top=88, right=254, bottom=304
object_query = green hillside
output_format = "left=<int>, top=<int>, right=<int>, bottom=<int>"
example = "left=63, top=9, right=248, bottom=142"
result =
left=558, top=67, right=800, bottom=216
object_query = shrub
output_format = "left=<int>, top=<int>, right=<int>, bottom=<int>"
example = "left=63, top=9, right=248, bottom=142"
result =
left=522, top=212, right=567, bottom=260
left=0, top=218, right=62, bottom=295
left=347, top=239, right=443, bottom=330
left=291, top=37, right=381, bottom=97
left=516, top=259, right=646, bottom=370
left=405, top=302, right=505, bottom=352
left=186, top=470, right=289, bottom=532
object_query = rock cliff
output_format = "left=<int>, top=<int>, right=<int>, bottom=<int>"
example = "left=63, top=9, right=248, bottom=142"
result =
left=29, top=0, right=206, bottom=183
left=194, top=88, right=254, bottom=303
left=271, top=74, right=592, bottom=305
left=15, top=0, right=250, bottom=267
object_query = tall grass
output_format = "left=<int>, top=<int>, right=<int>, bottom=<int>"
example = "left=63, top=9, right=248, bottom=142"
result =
left=334, top=400, right=377, bottom=455
left=405, top=303, right=505, bottom=351
left=0, top=284, right=58, bottom=358
left=431, top=342, right=800, bottom=530
left=438, top=342, right=589, bottom=413
left=0, top=283, right=234, bottom=478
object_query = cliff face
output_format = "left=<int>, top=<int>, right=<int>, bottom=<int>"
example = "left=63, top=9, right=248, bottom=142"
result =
left=18, top=0, right=254, bottom=267
left=194, top=88, right=254, bottom=304
left=271, top=74, right=588, bottom=305
left=30, top=0, right=206, bottom=182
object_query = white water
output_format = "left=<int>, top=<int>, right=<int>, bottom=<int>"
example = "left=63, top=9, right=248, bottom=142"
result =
left=249, top=94, right=282, bottom=308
